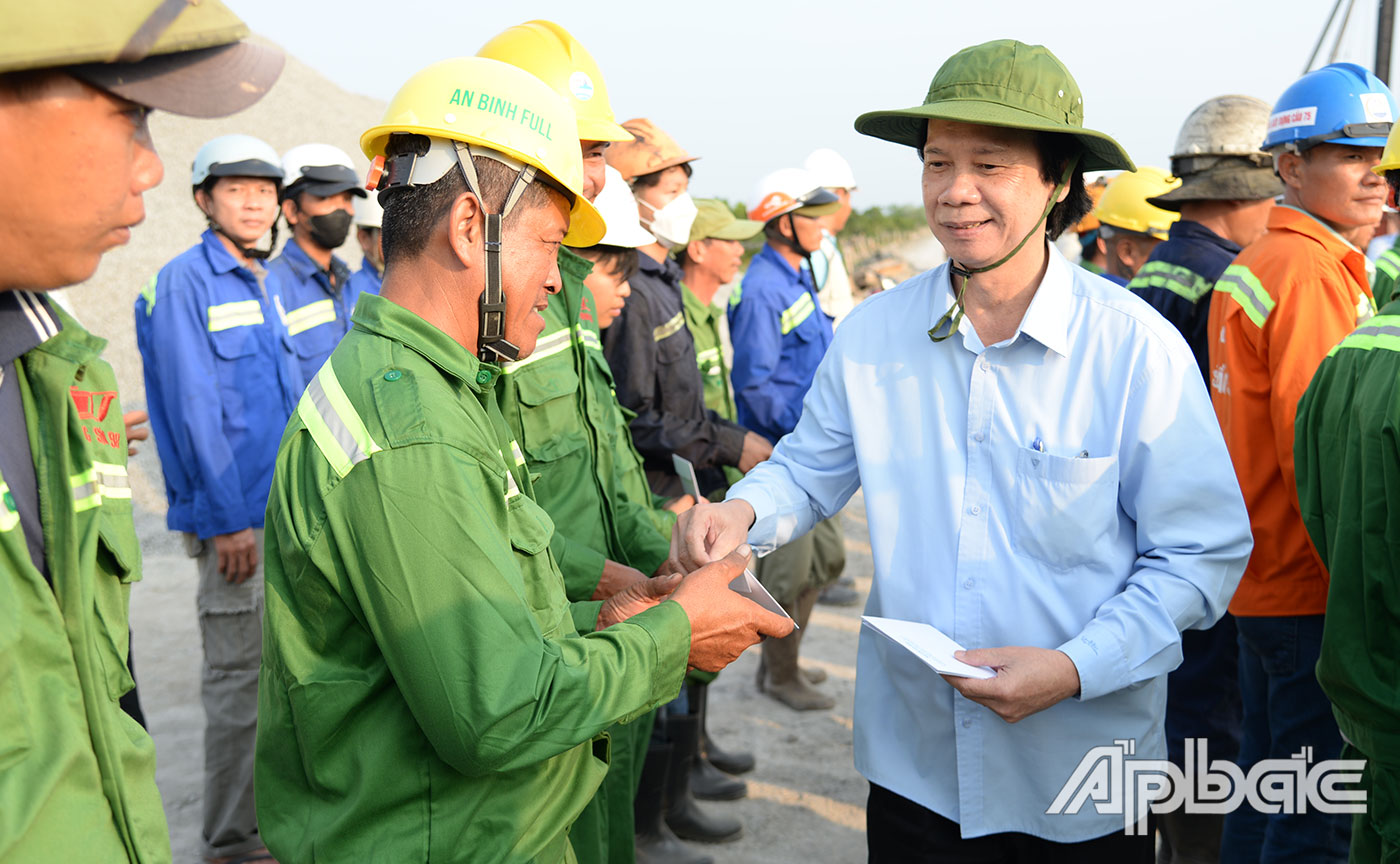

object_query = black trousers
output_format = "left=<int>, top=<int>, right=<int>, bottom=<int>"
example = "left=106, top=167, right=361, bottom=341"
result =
left=867, top=783, right=1154, bottom=864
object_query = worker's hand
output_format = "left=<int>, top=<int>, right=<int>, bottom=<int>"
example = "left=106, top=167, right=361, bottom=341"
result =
left=213, top=528, right=259, bottom=584
left=668, top=498, right=755, bottom=575
left=943, top=646, right=1081, bottom=724
left=737, top=431, right=773, bottom=473
left=597, top=574, right=682, bottom=630
left=591, top=559, right=648, bottom=601
left=663, top=494, right=695, bottom=515
left=124, top=409, right=150, bottom=456
left=669, top=545, right=794, bottom=672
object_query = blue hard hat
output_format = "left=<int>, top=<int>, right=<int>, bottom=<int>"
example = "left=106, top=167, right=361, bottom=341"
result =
left=1262, top=62, right=1396, bottom=152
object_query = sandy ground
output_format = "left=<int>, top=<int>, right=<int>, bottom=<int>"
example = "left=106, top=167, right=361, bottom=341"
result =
left=128, top=494, right=874, bottom=864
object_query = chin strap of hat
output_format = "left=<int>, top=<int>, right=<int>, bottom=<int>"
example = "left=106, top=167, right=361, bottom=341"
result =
left=448, top=142, right=538, bottom=363
left=785, top=212, right=819, bottom=288
left=206, top=210, right=277, bottom=261
left=929, top=154, right=1080, bottom=343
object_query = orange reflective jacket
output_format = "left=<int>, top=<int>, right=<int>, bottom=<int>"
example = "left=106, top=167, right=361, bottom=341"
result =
left=1207, top=205, right=1375, bottom=617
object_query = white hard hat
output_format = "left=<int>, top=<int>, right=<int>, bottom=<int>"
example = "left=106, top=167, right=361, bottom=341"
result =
left=354, top=194, right=383, bottom=229
left=803, top=148, right=857, bottom=191
left=748, top=167, right=841, bottom=223
left=191, top=134, right=282, bottom=188
left=1172, top=95, right=1274, bottom=164
left=595, top=165, right=654, bottom=247
left=280, top=142, right=366, bottom=200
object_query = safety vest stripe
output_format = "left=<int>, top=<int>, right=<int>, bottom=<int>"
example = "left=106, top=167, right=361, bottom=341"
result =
left=505, top=469, right=521, bottom=500
left=1331, top=318, right=1400, bottom=355
left=500, top=330, right=572, bottom=373
left=510, top=439, right=526, bottom=467
left=299, top=364, right=383, bottom=479
left=0, top=482, right=17, bottom=532
left=653, top=311, right=686, bottom=342
left=285, top=299, right=337, bottom=336
left=1127, top=262, right=1212, bottom=303
left=207, top=299, right=264, bottom=332
left=140, top=274, right=158, bottom=315
left=1215, top=265, right=1275, bottom=329
left=1377, top=251, right=1400, bottom=280
left=695, top=347, right=720, bottom=367
left=574, top=325, right=603, bottom=352
left=91, top=461, right=131, bottom=500
left=781, top=293, right=816, bottom=335
left=70, top=468, right=101, bottom=513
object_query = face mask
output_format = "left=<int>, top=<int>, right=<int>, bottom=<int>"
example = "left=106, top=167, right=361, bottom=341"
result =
left=305, top=209, right=353, bottom=250
left=639, top=192, right=698, bottom=249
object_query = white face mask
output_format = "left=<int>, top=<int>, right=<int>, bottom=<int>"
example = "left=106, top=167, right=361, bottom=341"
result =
left=638, top=192, right=699, bottom=249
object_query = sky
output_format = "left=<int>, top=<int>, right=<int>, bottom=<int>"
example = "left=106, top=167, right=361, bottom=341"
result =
left=232, top=0, right=1389, bottom=208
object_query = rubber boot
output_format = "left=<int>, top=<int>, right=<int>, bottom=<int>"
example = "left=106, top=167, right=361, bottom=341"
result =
left=635, top=741, right=713, bottom=864
left=755, top=630, right=826, bottom=688
left=689, top=683, right=749, bottom=798
left=760, top=587, right=834, bottom=711
left=693, top=681, right=754, bottom=776
left=1156, top=810, right=1223, bottom=864
left=663, top=714, right=742, bottom=843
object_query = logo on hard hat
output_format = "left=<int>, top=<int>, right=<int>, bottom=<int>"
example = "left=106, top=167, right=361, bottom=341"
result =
left=569, top=71, right=595, bottom=102
left=1361, top=92, right=1394, bottom=123
left=1268, top=107, right=1317, bottom=132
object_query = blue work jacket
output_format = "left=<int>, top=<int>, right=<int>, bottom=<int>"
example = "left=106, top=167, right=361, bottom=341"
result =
left=345, top=256, right=382, bottom=305
left=134, top=229, right=301, bottom=538
left=267, top=238, right=356, bottom=387
left=728, top=243, right=834, bottom=444
left=1128, top=220, right=1242, bottom=382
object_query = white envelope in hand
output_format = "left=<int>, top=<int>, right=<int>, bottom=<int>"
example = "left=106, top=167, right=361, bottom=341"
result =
left=728, top=568, right=797, bottom=629
left=861, top=616, right=994, bottom=679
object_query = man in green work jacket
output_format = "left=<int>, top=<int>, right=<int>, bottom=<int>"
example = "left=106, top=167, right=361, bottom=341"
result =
left=255, top=56, right=792, bottom=864
left=476, top=21, right=697, bottom=864
left=0, top=4, right=282, bottom=863
left=1296, top=294, right=1400, bottom=857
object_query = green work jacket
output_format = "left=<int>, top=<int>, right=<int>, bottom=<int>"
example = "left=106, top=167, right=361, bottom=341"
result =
left=495, top=248, right=672, bottom=597
left=681, top=285, right=743, bottom=491
left=1, top=303, right=169, bottom=863
left=256, top=293, right=690, bottom=864
left=1296, top=302, right=1400, bottom=762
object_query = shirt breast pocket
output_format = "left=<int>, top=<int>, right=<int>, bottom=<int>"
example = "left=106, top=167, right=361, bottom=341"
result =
left=1010, top=447, right=1121, bottom=571
left=514, top=364, right=587, bottom=464
left=506, top=493, right=570, bottom=637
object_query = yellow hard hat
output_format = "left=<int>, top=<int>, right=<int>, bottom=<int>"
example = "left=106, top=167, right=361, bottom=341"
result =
left=476, top=20, right=631, bottom=143
left=1094, top=167, right=1181, bottom=240
left=1374, top=121, right=1400, bottom=175
left=362, top=56, right=604, bottom=247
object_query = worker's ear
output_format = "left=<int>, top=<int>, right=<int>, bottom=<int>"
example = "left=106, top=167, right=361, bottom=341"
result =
left=1276, top=150, right=1306, bottom=194
left=447, top=191, right=483, bottom=271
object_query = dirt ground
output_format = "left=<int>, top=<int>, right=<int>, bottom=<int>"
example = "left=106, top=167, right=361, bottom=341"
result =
left=128, top=495, right=874, bottom=864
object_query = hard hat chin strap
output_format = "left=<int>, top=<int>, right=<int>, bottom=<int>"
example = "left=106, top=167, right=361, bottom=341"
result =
left=930, top=154, right=1079, bottom=343
left=450, top=141, right=538, bottom=364
left=206, top=212, right=278, bottom=261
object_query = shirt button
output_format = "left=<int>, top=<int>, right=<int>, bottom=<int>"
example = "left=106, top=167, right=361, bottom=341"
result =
left=476, top=370, right=492, bottom=384
left=962, top=718, right=973, bottom=728
left=979, top=358, right=990, bottom=371
left=962, top=578, right=974, bottom=590
left=970, top=505, right=981, bottom=516
left=973, top=432, right=984, bottom=442
left=383, top=369, right=402, bottom=381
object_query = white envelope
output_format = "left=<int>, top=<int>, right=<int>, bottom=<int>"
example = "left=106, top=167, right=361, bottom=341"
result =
left=861, top=616, right=995, bottom=679
left=728, top=568, right=797, bottom=629
left=671, top=452, right=702, bottom=500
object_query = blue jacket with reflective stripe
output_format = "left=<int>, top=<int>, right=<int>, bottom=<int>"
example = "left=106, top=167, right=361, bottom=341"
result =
left=134, top=229, right=301, bottom=538
left=267, top=238, right=357, bottom=388
left=345, top=256, right=382, bottom=309
left=1128, top=219, right=1242, bottom=382
left=728, top=243, right=834, bottom=444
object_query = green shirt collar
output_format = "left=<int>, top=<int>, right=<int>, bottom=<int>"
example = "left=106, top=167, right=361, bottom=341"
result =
left=350, top=293, right=501, bottom=392
left=558, top=246, right=595, bottom=282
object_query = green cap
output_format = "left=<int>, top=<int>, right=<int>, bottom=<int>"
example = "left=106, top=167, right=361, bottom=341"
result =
left=853, top=39, right=1134, bottom=173
left=687, top=198, right=763, bottom=245
left=4, top=0, right=283, bottom=119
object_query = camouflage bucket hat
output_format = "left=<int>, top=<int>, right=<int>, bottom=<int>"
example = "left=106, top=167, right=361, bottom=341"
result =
left=854, top=39, right=1134, bottom=173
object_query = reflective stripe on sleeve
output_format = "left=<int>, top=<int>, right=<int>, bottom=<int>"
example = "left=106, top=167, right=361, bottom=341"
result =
left=1127, top=261, right=1213, bottom=303
left=575, top=325, right=603, bottom=353
left=780, top=293, right=817, bottom=335
left=1214, top=265, right=1275, bottom=329
left=298, top=363, right=383, bottom=478
left=653, top=311, right=686, bottom=342
left=1330, top=315, right=1400, bottom=356
left=207, top=299, right=265, bottom=332
left=0, top=482, right=18, bottom=532
left=501, top=327, right=571, bottom=374
left=285, top=299, right=337, bottom=336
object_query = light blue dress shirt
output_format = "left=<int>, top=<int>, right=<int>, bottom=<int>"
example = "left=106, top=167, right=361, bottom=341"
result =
left=728, top=244, right=1252, bottom=841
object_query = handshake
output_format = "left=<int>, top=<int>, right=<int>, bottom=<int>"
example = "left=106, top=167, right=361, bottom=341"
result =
left=597, top=499, right=790, bottom=673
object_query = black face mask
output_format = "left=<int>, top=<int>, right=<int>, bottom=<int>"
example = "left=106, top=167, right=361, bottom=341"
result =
left=305, top=209, right=353, bottom=250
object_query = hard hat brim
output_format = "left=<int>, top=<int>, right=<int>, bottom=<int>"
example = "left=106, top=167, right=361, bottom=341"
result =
left=703, top=219, right=764, bottom=241
left=577, top=116, right=636, bottom=143
left=562, top=196, right=606, bottom=248
left=1148, top=167, right=1283, bottom=210
left=854, top=99, right=1135, bottom=173
left=286, top=180, right=368, bottom=200
left=69, top=40, right=283, bottom=119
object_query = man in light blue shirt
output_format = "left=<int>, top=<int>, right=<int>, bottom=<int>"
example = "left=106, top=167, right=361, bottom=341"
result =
left=671, top=40, right=1252, bottom=861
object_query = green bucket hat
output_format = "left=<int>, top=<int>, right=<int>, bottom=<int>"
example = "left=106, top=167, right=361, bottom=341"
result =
left=854, top=39, right=1134, bottom=173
